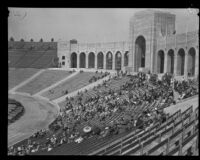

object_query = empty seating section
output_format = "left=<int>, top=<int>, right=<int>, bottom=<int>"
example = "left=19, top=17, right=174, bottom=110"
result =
left=8, top=50, right=27, bottom=67
left=89, top=106, right=198, bottom=156
left=29, top=50, right=57, bottom=68
left=8, top=68, right=40, bottom=90
left=14, top=51, right=46, bottom=68
left=16, top=70, right=71, bottom=95
left=8, top=41, right=57, bottom=69
left=42, top=72, right=103, bottom=100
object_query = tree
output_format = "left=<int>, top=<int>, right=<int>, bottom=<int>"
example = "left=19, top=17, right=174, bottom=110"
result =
left=30, top=38, right=34, bottom=42
left=20, top=38, right=24, bottom=42
left=40, top=38, right=43, bottom=42
left=10, top=37, right=14, bottom=41
left=51, top=38, right=54, bottom=42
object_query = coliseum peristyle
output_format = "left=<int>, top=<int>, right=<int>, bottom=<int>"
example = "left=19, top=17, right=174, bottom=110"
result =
left=58, top=10, right=199, bottom=77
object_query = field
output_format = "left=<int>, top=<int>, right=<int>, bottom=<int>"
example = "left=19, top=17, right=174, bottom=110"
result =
left=8, top=94, right=58, bottom=147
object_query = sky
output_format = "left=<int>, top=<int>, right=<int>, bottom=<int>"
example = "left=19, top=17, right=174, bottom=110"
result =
left=8, top=8, right=199, bottom=43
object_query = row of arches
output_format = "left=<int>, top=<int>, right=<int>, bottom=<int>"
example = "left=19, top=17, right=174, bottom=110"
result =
left=70, top=51, right=129, bottom=70
left=70, top=34, right=196, bottom=77
left=157, top=47, right=196, bottom=76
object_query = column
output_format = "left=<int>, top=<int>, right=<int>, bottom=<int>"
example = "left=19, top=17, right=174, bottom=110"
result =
left=95, top=53, right=98, bottom=69
left=121, top=52, right=124, bottom=70
left=112, top=52, right=115, bottom=70
left=85, top=53, right=88, bottom=68
left=164, top=52, right=168, bottom=73
left=195, top=47, right=199, bottom=77
left=103, top=52, right=106, bottom=70
left=174, top=52, right=178, bottom=76
left=184, top=52, right=188, bottom=78
left=77, top=53, right=80, bottom=68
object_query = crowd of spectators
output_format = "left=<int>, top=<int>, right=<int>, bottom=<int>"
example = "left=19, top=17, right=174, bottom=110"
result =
left=8, top=72, right=198, bottom=155
left=174, top=77, right=198, bottom=100
left=88, top=71, right=110, bottom=83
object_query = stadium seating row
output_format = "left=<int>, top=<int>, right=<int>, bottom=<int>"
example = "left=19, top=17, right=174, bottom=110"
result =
left=42, top=72, right=106, bottom=100
left=90, top=106, right=198, bottom=155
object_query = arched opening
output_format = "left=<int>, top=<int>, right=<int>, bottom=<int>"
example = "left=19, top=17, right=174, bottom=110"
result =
left=124, top=51, right=129, bottom=67
left=115, top=51, right=122, bottom=70
left=187, top=47, right=195, bottom=77
left=97, top=52, right=104, bottom=69
left=79, top=52, right=86, bottom=68
left=177, top=48, right=185, bottom=76
left=88, top=52, right=95, bottom=68
left=71, top=52, right=77, bottom=68
left=167, top=49, right=174, bottom=74
left=157, top=50, right=165, bottom=73
left=106, top=52, right=113, bottom=70
left=135, top=36, right=146, bottom=72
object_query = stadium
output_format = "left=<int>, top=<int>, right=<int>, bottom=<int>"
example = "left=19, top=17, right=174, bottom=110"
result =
left=8, top=9, right=199, bottom=156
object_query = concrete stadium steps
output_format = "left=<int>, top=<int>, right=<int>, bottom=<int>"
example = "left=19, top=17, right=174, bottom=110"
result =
left=8, top=68, right=41, bottom=90
left=109, top=77, right=130, bottom=89
left=29, top=50, right=57, bottom=68
left=98, top=77, right=130, bottom=93
left=42, top=72, right=103, bottom=100
left=8, top=48, right=57, bottom=68
left=105, top=112, right=125, bottom=126
left=8, top=50, right=28, bottom=67
left=14, top=51, right=46, bottom=68
left=16, top=70, right=71, bottom=95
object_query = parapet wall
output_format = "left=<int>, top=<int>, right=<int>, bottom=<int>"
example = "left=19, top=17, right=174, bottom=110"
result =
left=70, top=41, right=130, bottom=52
left=157, top=30, right=199, bottom=50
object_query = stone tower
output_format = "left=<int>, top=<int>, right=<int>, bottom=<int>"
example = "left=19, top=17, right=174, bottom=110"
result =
left=129, top=10, right=176, bottom=73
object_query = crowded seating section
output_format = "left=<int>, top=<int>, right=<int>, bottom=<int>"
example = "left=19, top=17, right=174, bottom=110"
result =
left=8, top=72, right=199, bottom=155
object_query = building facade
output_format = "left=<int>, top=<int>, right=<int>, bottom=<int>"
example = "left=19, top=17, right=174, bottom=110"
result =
left=58, top=10, right=199, bottom=77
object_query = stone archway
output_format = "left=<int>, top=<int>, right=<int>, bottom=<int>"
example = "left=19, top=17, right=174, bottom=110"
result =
left=106, top=52, right=113, bottom=70
left=167, top=49, right=174, bottom=74
left=88, top=52, right=95, bottom=68
left=115, top=51, right=122, bottom=70
left=124, top=51, right=129, bottom=67
left=71, top=52, right=77, bottom=68
left=157, top=50, right=165, bottom=73
left=79, top=52, right=86, bottom=68
left=187, top=47, right=196, bottom=77
left=135, top=36, right=146, bottom=72
left=97, top=52, right=104, bottom=69
left=177, top=48, right=185, bottom=76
